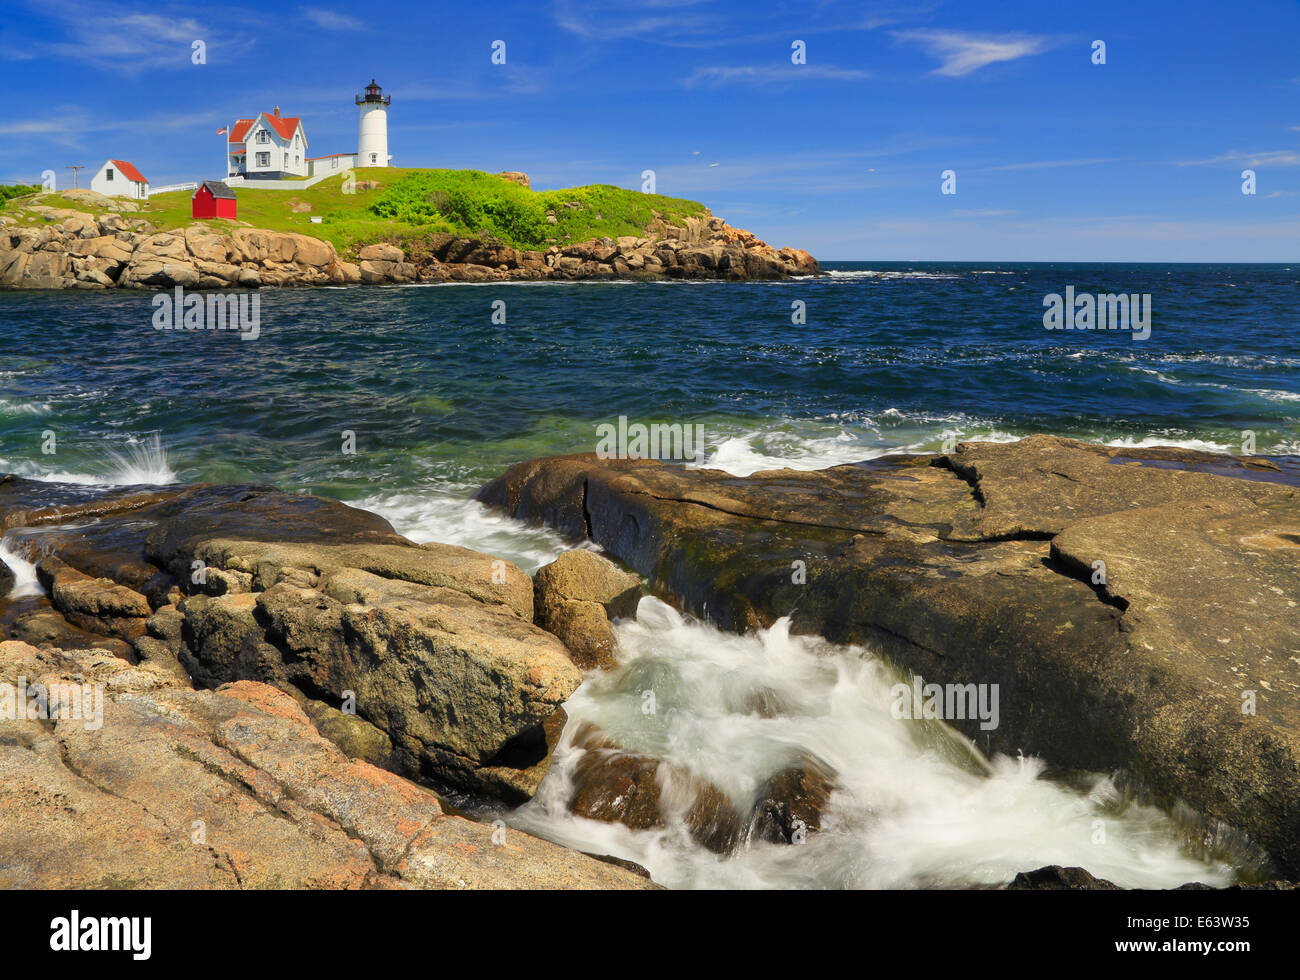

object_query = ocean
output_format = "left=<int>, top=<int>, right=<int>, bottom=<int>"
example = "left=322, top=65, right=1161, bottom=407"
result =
left=2, top=261, right=1295, bottom=887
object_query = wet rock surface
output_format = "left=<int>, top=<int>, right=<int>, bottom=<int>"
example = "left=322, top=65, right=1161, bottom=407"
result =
left=478, top=435, right=1300, bottom=878
left=563, top=724, right=820, bottom=855
left=1007, top=866, right=1123, bottom=890
left=748, top=757, right=837, bottom=845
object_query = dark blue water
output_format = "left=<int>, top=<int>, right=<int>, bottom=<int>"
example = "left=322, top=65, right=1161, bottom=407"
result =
left=1, top=262, right=1296, bottom=545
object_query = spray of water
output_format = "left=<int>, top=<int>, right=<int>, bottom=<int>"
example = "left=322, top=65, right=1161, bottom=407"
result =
left=357, top=489, right=573, bottom=574
left=510, top=597, right=1239, bottom=890
left=0, top=433, right=175, bottom=487
left=0, top=533, right=43, bottom=598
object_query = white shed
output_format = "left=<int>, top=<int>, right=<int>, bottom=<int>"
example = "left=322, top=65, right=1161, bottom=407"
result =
left=89, top=159, right=149, bottom=200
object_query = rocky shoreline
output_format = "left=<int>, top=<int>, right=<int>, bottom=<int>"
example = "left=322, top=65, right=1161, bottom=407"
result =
left=478, top=436, right=1300, bottom=881
left=0, top=192, right=819, bottom=290
left=2, top=434, right=1297, bottom=888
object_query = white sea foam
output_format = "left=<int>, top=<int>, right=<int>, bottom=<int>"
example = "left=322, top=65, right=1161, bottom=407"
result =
left=1102, top=435, right=1236, bottom=454
left=509, top=597, right=1237, bottom=890
left=823, top=269, right=962, bottom=281
left=696, top=431, right=887, bottom=477
left=1243, top=388, right=1300, bottom=404
left=355, top=488, right=575, bottom=574
left=0, top=398, right=51, bottom=417
left=691, top=421, right=1023, bottom=477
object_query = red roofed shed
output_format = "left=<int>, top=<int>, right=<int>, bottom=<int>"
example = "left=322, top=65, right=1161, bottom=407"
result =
left=192, top=180, right=237, bottom=220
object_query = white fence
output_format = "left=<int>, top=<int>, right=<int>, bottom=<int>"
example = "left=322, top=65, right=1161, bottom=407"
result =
left=149, top=182, right=199, bottom=196
left=225, top=171, right=335, bottom=190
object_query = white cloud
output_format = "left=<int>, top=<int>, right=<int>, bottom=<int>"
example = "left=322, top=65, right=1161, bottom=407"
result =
left=983, top=157, right=1124, bottom=172
left=552, top=0, right=918, bottom=48
left=300, top=8, right=365, bottom=31
left=1177, top=150, right=1300, bottom=167
left=893, top=30, right=1054, bottom=77
left=13, top=2, right=251, bottom=72
left=685, top=64, right=871, bottom=86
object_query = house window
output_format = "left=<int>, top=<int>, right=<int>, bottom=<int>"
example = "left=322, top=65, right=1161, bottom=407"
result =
left=105, top=169, right=114, bottom=181
left=295, top=156, right=300, bottom=167
left=256, top=152, right=270, bottom=167
left=257, top=130, right=269, bottom=143
left=331, top=158, right=338, bottom=170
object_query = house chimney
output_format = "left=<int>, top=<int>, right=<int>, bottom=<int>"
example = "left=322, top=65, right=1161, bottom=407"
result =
left=274, top=106, right=280, bottom=117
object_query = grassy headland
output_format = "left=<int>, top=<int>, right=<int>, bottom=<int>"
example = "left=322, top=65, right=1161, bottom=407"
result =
left=8, top=169, right=708, bottom=254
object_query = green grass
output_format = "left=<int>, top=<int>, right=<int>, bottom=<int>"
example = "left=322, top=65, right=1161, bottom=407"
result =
left=127, top=168, right=706, bottom=254
left=0, top=184, right=39, bottom=210
left=368, top=169, right=706, bottom=250
left=3, top=169, right=708, bottom=254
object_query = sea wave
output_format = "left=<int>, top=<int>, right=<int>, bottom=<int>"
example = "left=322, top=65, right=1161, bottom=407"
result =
left=355, top=488, right=575, bottom=574
left=0, top=397, right=51, bottom=417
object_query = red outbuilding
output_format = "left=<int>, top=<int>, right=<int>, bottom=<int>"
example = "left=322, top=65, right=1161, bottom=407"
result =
left=192, top=180, right=237, bottom=220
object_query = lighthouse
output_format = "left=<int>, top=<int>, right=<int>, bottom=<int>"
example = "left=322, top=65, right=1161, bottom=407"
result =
left=356, top=79, right=391, bottom=167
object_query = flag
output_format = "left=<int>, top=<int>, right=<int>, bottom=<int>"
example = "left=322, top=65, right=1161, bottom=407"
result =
left=216, top=127, right=228, bottom=136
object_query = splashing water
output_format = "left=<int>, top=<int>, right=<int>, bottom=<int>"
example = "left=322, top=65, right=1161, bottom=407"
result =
left=509, top=597, right=1240, bottom=890
left=101, top=433, right=176, bottom=486
left=356, top=489, right=573, bottom=574
left=0, top=533, right=43, bottom=598
left=0, top=433, right=176, bottom=487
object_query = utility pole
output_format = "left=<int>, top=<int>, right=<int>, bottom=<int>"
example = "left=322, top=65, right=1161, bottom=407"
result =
left=66, top=165, right=85, bottom=189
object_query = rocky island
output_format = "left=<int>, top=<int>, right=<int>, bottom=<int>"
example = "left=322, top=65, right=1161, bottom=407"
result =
left=0, top=169, right=819, bottom=290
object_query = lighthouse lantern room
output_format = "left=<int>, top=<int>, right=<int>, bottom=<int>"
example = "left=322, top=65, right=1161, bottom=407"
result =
left=356, top=79, right=391, bottom=168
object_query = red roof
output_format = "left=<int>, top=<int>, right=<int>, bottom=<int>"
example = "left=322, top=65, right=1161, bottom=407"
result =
left=110, top=159, right=147, bottom=184
left=228, top=113, right=303, bottom=144
left=306, top=153, right=354, bottom=160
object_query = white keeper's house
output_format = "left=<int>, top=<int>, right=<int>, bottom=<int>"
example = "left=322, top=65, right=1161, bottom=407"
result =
left=227, top=107, right=308, bottom=179
left=89, top=159, right=149, bottom=199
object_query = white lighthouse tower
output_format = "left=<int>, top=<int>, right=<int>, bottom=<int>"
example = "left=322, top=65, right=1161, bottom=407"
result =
left=356, top=79, right=391, bottom=167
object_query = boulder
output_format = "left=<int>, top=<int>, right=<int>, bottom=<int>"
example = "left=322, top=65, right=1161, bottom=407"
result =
left=357, top=242, right=404, bottom=263
left=35, top=555, right=150, bottom=641
left=748, top=757, right=837, bottom=844
left=497, top=171, right=530, bottom=189
left=533, top=549, right=642, bottom=669
left=1007, top=866, right=1121, bottom=890
left=567, top=725, right=744, bottom=854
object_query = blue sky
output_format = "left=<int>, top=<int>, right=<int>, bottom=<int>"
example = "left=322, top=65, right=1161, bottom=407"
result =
left=2, top=0, right=1297, bottom=261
